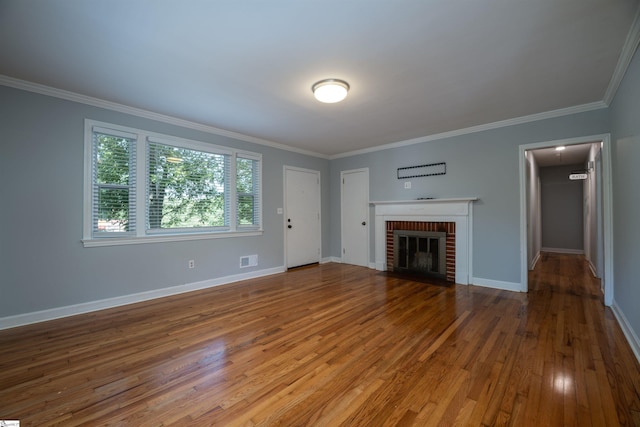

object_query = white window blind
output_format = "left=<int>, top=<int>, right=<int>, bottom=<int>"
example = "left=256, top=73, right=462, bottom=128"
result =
left=84, top=120, right=263, bottom=245
left=146, top=140, right=230, bottom=232
left=92, top=127, right=136, bottom=236
left=236, top=154, right=261, bottom=228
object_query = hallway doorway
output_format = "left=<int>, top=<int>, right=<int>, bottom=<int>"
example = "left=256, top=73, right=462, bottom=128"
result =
left=519, top=134, right=613, bottom=305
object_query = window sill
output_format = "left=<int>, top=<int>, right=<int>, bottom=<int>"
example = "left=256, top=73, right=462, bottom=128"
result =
left=82, top=230, right=263, bottom=248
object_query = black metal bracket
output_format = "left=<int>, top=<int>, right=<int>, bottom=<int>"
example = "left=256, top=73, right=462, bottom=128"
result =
left=397, top=162, right=446, bottom=179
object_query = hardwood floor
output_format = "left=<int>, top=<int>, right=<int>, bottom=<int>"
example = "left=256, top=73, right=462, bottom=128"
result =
left=1, top=253, right=639, bottom=426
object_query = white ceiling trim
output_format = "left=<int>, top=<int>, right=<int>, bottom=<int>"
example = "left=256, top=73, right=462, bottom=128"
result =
left=0, top=73, right=619, bottom=161
left=603, top=5, right=640, bottom=105
left=330, top=101, right=607, bottom=159
left=0, top=74, right=329, bottom=159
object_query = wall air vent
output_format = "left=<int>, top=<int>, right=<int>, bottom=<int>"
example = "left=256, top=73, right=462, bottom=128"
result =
left=240, top=255, right=258, bottom=268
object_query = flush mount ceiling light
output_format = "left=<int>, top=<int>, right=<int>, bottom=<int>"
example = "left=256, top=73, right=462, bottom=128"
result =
left=312, top=79, right=350, bottom=103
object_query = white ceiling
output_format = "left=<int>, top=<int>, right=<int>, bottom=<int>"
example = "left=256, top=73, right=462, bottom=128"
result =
left=530, top=143, right=595, bottom=167
left=1, top=0, right=638, bottom=157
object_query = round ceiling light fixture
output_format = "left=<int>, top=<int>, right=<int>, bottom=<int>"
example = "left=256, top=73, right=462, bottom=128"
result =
left=312, top=79, right=350, bottom=103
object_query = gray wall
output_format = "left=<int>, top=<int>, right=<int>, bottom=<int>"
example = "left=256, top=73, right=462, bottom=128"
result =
left=610, top=45, right=640, bottom=346
left=330, top=110, right=610, bottom=286
left=539, top=164, right=584, bottom=252
left=0, top=85, right=330, bottom=317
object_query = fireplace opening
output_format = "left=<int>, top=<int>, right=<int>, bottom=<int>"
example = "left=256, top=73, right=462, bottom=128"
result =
left=393, top=230, right=447, bottom=279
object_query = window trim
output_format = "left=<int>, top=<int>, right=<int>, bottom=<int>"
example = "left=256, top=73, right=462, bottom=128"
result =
left=82, top=229, right=263, bottom=248
left=83, top=120, right=263, bottom=247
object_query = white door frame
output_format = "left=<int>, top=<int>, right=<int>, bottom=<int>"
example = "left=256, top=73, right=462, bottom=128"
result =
left=283, top=165, right=322, bottom=268
left=340, top=168, right=370, bottom=267
left=518, top=134, right=614, bottom=305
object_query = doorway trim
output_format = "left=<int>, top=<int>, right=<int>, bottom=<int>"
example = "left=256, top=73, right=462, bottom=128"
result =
left=518, top=134, right=613, bottom=305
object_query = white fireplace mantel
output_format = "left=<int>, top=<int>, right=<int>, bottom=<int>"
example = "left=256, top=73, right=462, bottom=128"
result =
left=371, top=198, right=478, bottom=284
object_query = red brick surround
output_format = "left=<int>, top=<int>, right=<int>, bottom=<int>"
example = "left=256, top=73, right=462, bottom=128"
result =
left=386, top=221, right=456, bottom=282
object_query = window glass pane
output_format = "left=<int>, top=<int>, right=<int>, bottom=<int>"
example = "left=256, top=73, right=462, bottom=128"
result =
left=93, top=132, right=135, bottom=234
left=96, top=134, right=130, bottom=185
left=147, top=142, right=227, bottom=230
left=237, top=195, right=254, bottom=225
left=237, top=157, right=259, bottom=226
left=97, top=187, right=129, bottom=232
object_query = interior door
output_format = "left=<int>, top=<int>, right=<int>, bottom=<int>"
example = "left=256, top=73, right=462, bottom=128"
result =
left=341, top=168, right=369, bottom=267
left=284, top=167, right=321, bottom=268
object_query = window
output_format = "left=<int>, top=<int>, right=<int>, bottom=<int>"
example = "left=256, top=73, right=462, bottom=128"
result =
left=147, top=140, right=229, bottom=232
left=84, top=120, right=262, bottom=246
left=91, top=127, right=137, bottom=236
left=236, top=155, right=260, bottom=227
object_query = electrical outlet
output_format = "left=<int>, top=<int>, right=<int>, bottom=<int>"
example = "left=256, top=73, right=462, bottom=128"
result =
left=188, top=259, right=195, bottom=269
left=404, top=181, right=412, bottom=189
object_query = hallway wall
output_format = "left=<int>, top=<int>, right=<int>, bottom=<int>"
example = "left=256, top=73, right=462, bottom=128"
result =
left=539, top=164, right=584, bottom=252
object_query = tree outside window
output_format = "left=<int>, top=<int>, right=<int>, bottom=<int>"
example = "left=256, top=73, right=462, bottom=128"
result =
left=147, top=142, right=228, bottom=231
left=94, top=132, right=135, bottom=234
left=237, top=157, right=259, bottom=226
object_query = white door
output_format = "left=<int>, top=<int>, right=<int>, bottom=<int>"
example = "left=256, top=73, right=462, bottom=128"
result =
left=284, top=167, right=321, bottom=268
left=341, top=168, right=369, bottom=267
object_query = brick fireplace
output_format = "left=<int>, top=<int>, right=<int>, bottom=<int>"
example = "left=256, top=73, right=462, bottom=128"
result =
left=372, top=198, right=477, bottom=285
left=386, top=221, right=456, bottom=282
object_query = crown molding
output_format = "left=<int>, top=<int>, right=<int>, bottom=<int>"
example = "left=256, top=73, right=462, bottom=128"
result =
left=0, top=75, right=329, bottom=159
left=603, top=4, right=640, bottom=105
left=0, top=74, right=613, bottom=161
left=330, top=101, right=607, bottom=159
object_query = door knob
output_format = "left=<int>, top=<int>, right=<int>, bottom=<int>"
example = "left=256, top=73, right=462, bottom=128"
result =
left=361, top=221, right=366, bottom=226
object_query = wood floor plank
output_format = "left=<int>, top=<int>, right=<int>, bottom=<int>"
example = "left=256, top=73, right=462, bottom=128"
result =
left=1, top=253, right=639, bottom=426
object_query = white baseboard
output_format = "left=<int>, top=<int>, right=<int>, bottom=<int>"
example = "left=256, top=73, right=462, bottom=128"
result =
left=586, top=260, right=599, bottom=278
left=530, top=251, right=541, bottom=270
left=541, top=247, right=584, bottom=255
left=471, top=277, right=522, bottom=292
left=0, top=266, right=286, bottom=331
left=611, top=301, right=640, bottom=365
